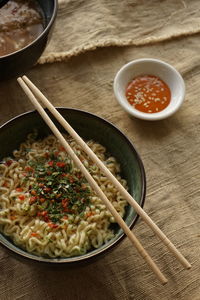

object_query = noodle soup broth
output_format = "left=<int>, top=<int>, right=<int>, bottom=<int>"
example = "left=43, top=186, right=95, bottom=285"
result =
left=0, top=0, right=44, bottom=57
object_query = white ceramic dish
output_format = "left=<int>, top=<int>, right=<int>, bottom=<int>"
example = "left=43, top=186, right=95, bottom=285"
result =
left=113, top=58, right=185, bottom=121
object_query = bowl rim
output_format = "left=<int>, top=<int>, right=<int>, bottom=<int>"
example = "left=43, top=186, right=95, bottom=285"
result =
left=0, top=0, right=58, bottom=60
left=113, top=58, right=185, bottom=121
left=0, top=108, right=146, bottom=263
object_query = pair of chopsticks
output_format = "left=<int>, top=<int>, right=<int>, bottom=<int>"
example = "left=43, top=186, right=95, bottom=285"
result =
left=17, top=76, right=191, bottom=284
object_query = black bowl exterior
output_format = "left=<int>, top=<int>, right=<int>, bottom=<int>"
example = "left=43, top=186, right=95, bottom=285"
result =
left=0, top=0, right=9, bottom=8
left=0, top=108, right=146, bottom=263
left=0, top=0, right=57, bottom=81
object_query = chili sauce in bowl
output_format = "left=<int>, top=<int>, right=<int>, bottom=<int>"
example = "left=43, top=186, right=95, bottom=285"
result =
left=113, top=58, right=185, bottom=121
left=126, top=75, right=171, bottom=114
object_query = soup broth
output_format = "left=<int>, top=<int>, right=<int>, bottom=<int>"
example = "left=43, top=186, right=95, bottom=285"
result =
left=0, top=0, right=44, bottom=57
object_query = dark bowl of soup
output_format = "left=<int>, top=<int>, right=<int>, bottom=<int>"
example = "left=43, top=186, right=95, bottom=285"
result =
left=0, top=0, right=57, bottom=80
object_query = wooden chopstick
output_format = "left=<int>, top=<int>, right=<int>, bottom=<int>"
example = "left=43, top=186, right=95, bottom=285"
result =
left=20, top=75, right=191, bottom=272
left=17, top=76, right=167, bottom=284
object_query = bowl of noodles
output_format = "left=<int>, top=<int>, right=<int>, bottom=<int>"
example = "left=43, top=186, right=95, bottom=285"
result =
left=0, top=108, right=146, bottom=263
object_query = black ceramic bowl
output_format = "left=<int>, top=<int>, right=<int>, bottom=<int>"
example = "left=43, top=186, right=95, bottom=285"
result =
left=0, top=108, right=146, bottom=263
left=0, top=0, right=57, bottom=80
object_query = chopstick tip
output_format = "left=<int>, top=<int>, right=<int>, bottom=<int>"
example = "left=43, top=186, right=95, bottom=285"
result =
left=181, top=258, right=192, bottom=269
left=162, top=279, right=168, bottom=286
left=186, top=263, right=192, bottom=269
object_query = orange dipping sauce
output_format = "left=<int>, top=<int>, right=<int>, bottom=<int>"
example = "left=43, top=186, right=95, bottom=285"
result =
left=126, top=75, right=171, bottom=113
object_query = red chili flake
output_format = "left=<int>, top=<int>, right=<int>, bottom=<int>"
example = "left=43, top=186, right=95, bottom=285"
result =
left=5, top=160, right=13, bottom=166
left=44, top=215, right=50, bottom=222
left=30, top=232, right=40, bottom=238
left=10, top=215, right=16, bottom=220
left=44, top=152, right=49, bottom=158
left=30, top=196, right=37, bottom=204
left=86, top=211, right=95, bottom=217
left=16, top=187, right=23, bottom=192
left=19, top=195, right=25, bottom=201
left=44, top=187, right=51, bottom=193
left=24, top=166, right=33, bottom=172
left=2, top=181, right=8, bottom=187
left=56, top=162, right=66, bottom=168
left=41, top=211, right=48, bottom=216
left=61, top=173, right=68, bottom=177
left=37, top=211, right=49, bottom=222
left=54, top=151, right=59, bottom=156
left=59, top=146, right=66, bottom=152
left=48, top=223, right=58, bottom=229
left=48, top=161, right=54, bottom=167
left=39, top=197, right=46, bottom=203
left=62, top=198, right=68, bottom=208
left=31, top=190, right=37, bottom=196
left=38, top=183, right=44, bottom=188
left=55, top=193, right=62, bottom=199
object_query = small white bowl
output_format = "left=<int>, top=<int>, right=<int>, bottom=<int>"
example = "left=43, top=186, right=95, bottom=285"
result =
left=113, top=58, right=185, bottom=121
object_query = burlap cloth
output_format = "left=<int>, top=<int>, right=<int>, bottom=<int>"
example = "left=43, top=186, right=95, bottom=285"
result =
left=0, top=0, right=200, bottom=299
